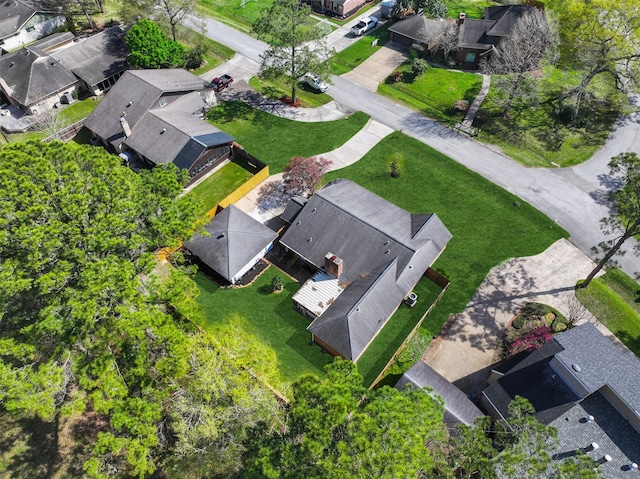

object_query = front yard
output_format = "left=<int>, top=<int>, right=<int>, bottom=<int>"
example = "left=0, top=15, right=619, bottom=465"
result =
left=378, top=64, right=483, bottom=125
left=207, top=102, right=370, bottom=172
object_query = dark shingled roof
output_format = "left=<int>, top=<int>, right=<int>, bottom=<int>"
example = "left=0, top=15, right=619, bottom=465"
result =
left=28, top=31, right=74, bottom=54
left=281, top=179, right=451, bottom=361
left=458, top=5, right=538, bottom=50
left=184, top=205, right=277, bottom=283
left=84, top=70, right=231, bottom=169
left=51, top=27, right=129, bottom=88
left=0, top=0, right=60, bottom=41
left=396, top=361, right=484, bottom=432
left=0, top=47, right=77, bottom=107
left=388, top=15, right=442, bottom=43
left=482, top=324, right=640, bottom=479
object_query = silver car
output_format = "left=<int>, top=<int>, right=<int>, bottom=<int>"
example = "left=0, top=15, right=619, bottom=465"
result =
left=303, top=73, right=329, bottom=92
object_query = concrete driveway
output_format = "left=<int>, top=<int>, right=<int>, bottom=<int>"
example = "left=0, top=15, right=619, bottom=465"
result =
left=342, top=42, right=408, bottom=90
left=424, top=239, right=602, bottom=396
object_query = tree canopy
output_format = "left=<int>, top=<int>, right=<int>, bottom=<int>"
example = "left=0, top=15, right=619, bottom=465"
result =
left=118, top=0, right=196, bottom=42
left=252, top=0, right=333, bottom=104
left=243, top=359, right=449, bottom=478
left=0, top=141, right=279, bottom=478
left=283, top=156, right=332, bottom=197
left=550, top=0, right=640, bottom=116
left=125, top=19, right=185, bottom=69
left=582, top=152, right=640, bottom=287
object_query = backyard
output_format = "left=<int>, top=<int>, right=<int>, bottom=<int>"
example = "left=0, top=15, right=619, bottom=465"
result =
left=185, top=160, right=254, bottom=215
left=576, top=269, right=640, bottom=356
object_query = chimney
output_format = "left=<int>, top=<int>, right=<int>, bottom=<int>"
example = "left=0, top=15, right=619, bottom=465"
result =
left=119, top=116, right=131, bottom=138
left=324, top=252, right=343, bottom=278
left=458, top=12, right=466, bottom=24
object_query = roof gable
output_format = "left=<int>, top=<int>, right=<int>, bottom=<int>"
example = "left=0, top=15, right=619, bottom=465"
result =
left=184, top=206, right=277, bottom=282
left=0, top=0, right=60, bottom=40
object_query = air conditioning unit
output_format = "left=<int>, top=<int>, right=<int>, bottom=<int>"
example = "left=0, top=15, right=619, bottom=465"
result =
left=405, top=292, right=418, bottom=308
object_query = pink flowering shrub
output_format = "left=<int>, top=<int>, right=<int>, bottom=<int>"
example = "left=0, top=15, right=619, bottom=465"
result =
left=508, top=326, right=553, bottom=356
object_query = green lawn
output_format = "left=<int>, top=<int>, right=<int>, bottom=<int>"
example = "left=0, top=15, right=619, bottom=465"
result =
left=207, top=102, right=370, bottom=172
left=325, top=132, right=567, bottom=356
left=197, top=0, right=273, bottom=32
left=193, top=129, right=566, bottom=386
left=444, top=0, right=499, bottom=18
left=248, top=76, right=333, bottom=108
left=194, top=267, right=333, bottom=387
left=357, top=275, right=444, bottom=385
left=475, top=67, right=622, bottom=167
left=330, top=22, right=392, bottom=75
left=378, top=64, right=483, bottom=125
left=576, top=269, right=640, bottom=356
left=179, top=27, right=236, bottom=76
left=185, top=161, right=253, bottom=215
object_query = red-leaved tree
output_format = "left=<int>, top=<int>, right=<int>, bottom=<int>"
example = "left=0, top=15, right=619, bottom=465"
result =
left=283, top=156, right=332, bottom=197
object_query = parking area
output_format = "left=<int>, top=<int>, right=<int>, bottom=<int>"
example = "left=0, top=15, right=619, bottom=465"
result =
left=342, top=42, right=408, bottom=90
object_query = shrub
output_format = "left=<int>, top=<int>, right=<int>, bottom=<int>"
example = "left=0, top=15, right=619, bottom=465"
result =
left=512, top=315, right=526, bottom=329
left=391, top=70, right=403, bottom=82
left=183, top=44, right=207, bottom=70
left=412, top=58, right=428, bottom=77
left=508, top=326, right=553, bottom=356
left=454, top=99, right=469, bottom=111
left=271, top=275, right=284, bottom=292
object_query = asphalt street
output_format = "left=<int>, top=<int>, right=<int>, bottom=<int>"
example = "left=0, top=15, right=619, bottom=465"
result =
left=198, top=15, right=640, bottom=278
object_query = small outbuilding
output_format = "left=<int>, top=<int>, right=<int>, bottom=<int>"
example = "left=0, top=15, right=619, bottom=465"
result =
left=185, top=205, right=278, bottom=284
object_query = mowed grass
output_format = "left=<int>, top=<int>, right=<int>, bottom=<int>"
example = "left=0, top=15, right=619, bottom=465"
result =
left=576, top=269, right=640, bottom=356
left=357, top=275, right=444, bottom=386
left=248, top=76, right=333, bottom=108
left=378, top=64, right=483, bottom=125
left=194, top=267, right=333, bottom=386
left=197, top=0, right=273, bottom=32
left=331, top=22, right=392, bottom=75
left=207, top=102, right=370, bottom=172
left=444, top=0, right=499, bottom=18
left=325, top=132, right=567, bottom=341
left=186, top=161, right=253, bottom=215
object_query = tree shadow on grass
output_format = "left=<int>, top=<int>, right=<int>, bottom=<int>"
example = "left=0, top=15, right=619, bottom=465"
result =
left=207, top=100, right=255, bottom=123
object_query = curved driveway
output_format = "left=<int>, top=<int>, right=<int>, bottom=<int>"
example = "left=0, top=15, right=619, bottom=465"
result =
left=199, top=16, right=640, bottom=278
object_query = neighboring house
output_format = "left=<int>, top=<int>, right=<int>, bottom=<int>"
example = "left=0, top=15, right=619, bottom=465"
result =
left=301, top=0, right=364, bottom=19
left=280, top=178, right=452, bottom=362
left=389, top=4, right=539, bottom=69
left=0, top=27, right=129, bottom=114
left=396, top=360, right=484, bottom=435
left=0, top=0, right=64, bottom=53
left=50, top=26, right=129, bottom=96
left=481, top=323, right=640, bottom=478
left=84, top=69, right=235, bottom=185
left=184, top=205, right=278, bottom=285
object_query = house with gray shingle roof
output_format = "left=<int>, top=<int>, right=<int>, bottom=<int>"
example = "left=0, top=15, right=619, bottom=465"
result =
left=0, top=27, right=129, bottom=114
left=84, top=69, right=236, bottom=184
left=184, top=205, right=278, bottom=284
left=389, top=5, right=540, bottom=69
left=0, top=0, right=64, bottom=53
left=396, top=360, right=484, bottom=435
left=481, top=323, right=640, bottom=478
left=280, top=178, right=451, bottom=361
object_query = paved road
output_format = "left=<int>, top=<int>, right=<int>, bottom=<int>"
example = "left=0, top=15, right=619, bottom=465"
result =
left=199, top=16, right=640, bottom=278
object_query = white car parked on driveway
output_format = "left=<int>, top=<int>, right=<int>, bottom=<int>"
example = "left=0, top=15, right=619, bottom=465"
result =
left=350, top=16, right=378, bottom=36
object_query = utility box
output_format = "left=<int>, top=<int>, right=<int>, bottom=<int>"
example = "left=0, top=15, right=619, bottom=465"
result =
left=61, top=91, right=73, bottom=104
left=405, top=292, right=418, bottom=308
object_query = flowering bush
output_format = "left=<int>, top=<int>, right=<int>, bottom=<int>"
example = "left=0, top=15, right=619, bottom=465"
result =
left=508, top=326, right=553, bottom=356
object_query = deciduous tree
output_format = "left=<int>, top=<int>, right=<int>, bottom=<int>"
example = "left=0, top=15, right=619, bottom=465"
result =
left=481, top=8, right=557, bottom=118
left=118, top=0, right=196, bottom=41
left=125, top=19, right=185, bottom=69
left=582, top=152, right=640, bottom=287
left=393, top=0, right=447, bottom=18
left=253, top=0, right=333, bottom=104
left=283, top=156, right=332, bottom=197
left=551, top=0, right=640, bottom=118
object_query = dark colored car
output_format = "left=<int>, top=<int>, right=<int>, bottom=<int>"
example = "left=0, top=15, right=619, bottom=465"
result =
left=211, top=74, right=233, bottom=92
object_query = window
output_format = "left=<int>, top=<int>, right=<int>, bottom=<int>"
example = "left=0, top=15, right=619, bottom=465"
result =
left=26, top=26, right=35, bottom=33
left=465, top=52, right=476, bottom=63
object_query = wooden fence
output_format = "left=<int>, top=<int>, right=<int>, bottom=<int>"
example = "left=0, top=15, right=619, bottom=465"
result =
left=368, top=268, right=451, bottom=389
left=43, top=119, right=85, bottom=142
